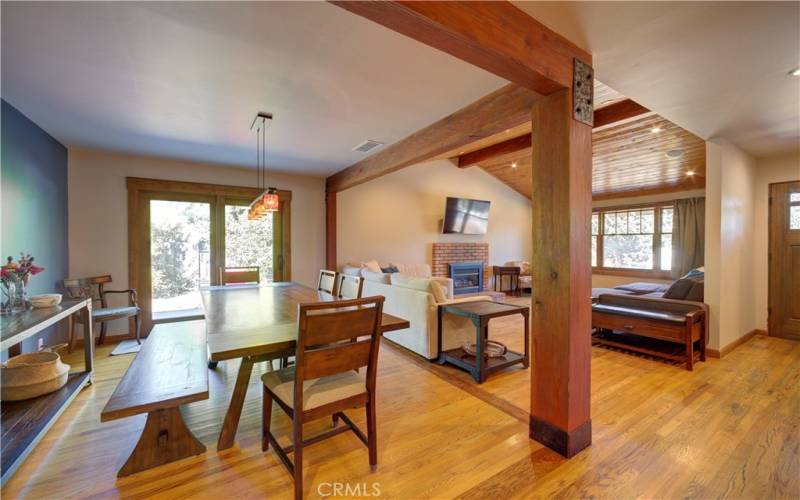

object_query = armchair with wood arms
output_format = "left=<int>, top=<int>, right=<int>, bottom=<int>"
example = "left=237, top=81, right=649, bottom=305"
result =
left=62, top=275, right=141, bottom=350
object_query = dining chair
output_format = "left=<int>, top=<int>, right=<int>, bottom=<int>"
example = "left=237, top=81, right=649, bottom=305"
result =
left=261, top=296, right=385, bottom=500
left=317, top=269, right=338, bottom=295
left=219, top=266, right=260, bottom=285
left=335, top=274, right=364, bottom=299
left=62, top=275, right=141, bottom=350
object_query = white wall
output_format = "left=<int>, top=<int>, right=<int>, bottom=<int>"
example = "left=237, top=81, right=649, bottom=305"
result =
left=591, top=189, right=705, bottom=289
left=68, top=147, right=326, bottom=334
left=753, top=152, right=800, bottom=330
left=336, top=159, right=531, bottom=269
left=705, top=139, right=757, bottom=350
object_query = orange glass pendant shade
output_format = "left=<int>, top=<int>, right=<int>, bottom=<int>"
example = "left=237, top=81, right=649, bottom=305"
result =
left=262, top=188, right=280, bottom=212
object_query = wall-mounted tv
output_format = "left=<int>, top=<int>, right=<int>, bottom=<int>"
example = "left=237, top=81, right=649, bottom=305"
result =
left=442, top=197, right=491, bottom=234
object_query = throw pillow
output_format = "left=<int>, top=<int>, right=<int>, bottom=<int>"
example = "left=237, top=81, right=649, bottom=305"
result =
left=663, top=278, right=695, bottom=300
left=381, top=265, right=400, bottom=273
left=430, top=281, right=448, bottom=303
left=682, top=267, right=705, bottom=279
left=363, top=259, right=382, bottom=273
left=341, top=264, right=362, bottom=277
left=684, top=280, right=705, bottom=302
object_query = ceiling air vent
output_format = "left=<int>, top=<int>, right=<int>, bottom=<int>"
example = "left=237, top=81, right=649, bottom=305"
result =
left=352, top=140, right=384, bottom=153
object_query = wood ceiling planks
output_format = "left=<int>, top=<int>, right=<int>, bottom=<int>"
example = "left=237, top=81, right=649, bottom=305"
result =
left=471, top=114, right=706, bottom=200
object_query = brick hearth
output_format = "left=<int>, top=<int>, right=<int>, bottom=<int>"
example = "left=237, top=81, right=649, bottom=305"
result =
left=431, top=242, right=490, bottom=289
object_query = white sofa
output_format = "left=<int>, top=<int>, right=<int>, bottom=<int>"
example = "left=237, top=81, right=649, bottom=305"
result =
left=361, top=273, right=491, bottom=360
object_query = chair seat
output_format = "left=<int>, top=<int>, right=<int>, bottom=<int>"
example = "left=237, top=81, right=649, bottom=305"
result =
left=92, top=306, right=139, bottom=320
left=262, top=366, right=366, bottom=410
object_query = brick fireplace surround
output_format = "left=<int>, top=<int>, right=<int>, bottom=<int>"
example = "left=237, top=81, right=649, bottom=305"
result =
left=432, top=242, right=490, bottom=289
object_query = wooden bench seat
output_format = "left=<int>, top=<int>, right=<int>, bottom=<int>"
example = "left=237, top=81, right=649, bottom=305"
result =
left=101, top=320, right=208, bottom=477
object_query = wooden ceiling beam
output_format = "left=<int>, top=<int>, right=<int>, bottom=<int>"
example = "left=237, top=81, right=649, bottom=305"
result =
left=330, top=1, right=590, bottom=95
left=458, top=98, right=650, bottom=167
left=593, top=99, right=649, bottom=129
left=326, top=83, right=539, bottom=193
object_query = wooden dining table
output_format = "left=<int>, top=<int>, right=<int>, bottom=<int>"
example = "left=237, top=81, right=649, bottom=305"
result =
left=200, top=282, right=410, bottom=451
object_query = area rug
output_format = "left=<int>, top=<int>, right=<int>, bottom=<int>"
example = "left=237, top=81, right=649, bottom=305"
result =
left=110, top=339, right=142, bottom=356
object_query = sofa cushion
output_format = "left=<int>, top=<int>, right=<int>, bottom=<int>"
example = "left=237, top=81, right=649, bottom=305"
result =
left=592, top=303, right=686, bottom=323
left=613, top=282, right=670, bottom=295
left=362, top=270, right=390, bottom=284
left=392, top=263, right=432, bottom=278
left=390, top=273, right=431, bottom=292
left=363, top=259, right=382, bottom=273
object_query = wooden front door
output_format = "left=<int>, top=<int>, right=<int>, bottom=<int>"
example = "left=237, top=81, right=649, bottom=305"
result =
left=769, top=180, right=800, bottom=340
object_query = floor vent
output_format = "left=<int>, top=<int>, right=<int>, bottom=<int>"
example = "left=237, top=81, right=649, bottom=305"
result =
left=352, top=140, right=384, bottom=153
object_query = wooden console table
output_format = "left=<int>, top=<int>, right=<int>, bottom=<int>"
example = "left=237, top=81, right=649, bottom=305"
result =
left=492, top=266, right=521, bottom=297
left=437, top=300, right=529, bottom=383
left=0, top=298, right=94, bottom=485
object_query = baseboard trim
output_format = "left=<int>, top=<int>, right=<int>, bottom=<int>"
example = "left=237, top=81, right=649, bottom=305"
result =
left=530, top=416, right=591, bottom=458
left=707, top=329, right=766, bottom=358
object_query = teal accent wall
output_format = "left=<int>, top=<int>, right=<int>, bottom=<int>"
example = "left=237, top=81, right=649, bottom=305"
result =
left=1, top=99, right=68, bottom=352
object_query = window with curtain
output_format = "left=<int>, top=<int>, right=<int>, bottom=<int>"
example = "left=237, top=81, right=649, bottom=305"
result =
left=591, top=204, right=674, bottom=275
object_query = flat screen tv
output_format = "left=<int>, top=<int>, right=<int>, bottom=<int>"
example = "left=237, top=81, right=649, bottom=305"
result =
left=442, top=197, right=491, bottom=234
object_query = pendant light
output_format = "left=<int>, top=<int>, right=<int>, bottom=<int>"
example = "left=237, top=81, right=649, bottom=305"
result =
left=248, top=112, right=280, bottom=220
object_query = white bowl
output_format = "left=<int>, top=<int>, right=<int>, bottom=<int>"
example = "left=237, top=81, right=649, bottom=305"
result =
left=30, top=294, right=62, bottom=308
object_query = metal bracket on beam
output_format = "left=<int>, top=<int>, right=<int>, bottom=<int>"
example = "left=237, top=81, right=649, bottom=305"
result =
left=572, top=59, right=594, bottom=126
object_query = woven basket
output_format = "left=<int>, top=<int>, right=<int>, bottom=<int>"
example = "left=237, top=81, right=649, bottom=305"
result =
left=461, top=340, right=508, bottom=358
left=1, top=351, right=71, bottom=401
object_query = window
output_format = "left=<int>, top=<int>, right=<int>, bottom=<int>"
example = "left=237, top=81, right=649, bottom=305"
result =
left=592, top=204, right=674, bottom=275
left=791, top=192, right=800, bottom=230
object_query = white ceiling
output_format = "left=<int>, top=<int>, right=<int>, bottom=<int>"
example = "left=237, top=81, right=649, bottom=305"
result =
left=1, top=2, right=506, bottom=175
left=514, top=1, right=800, bottom=158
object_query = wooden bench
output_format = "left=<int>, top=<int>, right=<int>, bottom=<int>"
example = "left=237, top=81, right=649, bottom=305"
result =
left=101, top=320, right=209, bottom=477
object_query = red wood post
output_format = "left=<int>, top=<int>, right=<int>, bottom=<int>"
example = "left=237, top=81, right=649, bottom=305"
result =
left=529, top=87, right=593, bottom=457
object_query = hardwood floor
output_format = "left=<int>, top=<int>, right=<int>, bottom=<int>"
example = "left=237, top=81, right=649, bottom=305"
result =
left=3, top=297, right=799, bottom=499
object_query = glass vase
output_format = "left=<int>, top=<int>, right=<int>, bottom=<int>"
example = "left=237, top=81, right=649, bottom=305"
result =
left=1, top=276, right=28, bottom=314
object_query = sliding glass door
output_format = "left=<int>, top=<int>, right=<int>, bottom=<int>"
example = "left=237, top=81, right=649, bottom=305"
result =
left=222, top=200, right=281, bottom=284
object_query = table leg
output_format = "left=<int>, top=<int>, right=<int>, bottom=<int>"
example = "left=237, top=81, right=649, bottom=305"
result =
left=217, top=356, right=255, bottom=450
left=522, top=311, right=530, bottom=368
left=474, top=321, right=485, bottom=384
left=437, top=306, right=445, bottom=364
left=81, top=302, right=94, bottom=381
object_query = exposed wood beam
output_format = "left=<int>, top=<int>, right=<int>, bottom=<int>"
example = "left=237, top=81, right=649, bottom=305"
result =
left=457, top=99, right=649, bottom=167
left=593, top=99, right=649, bottom=129
left=330, top=1, right=590, bottom=95
left=458, top=135, right=530, bottom=168
left=326, top=84, right=539, bottom=193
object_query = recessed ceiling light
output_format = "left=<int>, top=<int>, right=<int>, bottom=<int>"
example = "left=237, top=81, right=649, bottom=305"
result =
left=650, top=126, right=662, bottom=133
left=790, top=67, right=800, bottom=76
left=505, top=129, right=511, bottom=133
left=686, top=170, right=695, bottom=176
left=511, top=162, right=518, bottom=169
left=665, top=149, right=684, bottom=159
left=459, top=151, right=465, bottom=154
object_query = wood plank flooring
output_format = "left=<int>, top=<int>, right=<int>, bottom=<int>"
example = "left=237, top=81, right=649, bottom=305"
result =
left=3, top=297, right=798, bottom=499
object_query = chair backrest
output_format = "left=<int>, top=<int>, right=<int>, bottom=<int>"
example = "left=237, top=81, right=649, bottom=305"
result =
left=294, top=296, right=384, bottom=405
left=219, top=266, right=260, bottom=285
left=317, top=269, right=338, bottom=295
left=335, top=274, right=364, bottom=299
left=62, top=275, right=112, bottom=303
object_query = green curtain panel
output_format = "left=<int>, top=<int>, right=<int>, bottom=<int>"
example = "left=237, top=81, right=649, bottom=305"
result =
left=671, top=197, right=705, bottom=278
